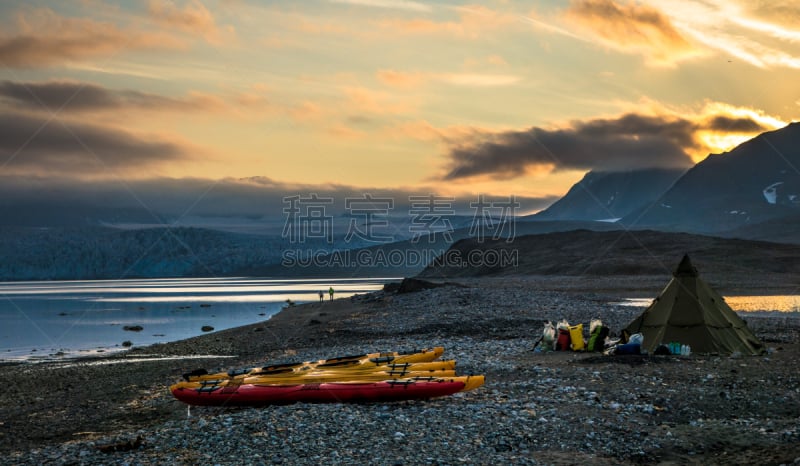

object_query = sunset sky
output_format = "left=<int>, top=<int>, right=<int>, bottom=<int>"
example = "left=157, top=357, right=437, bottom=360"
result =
left=1, top=0, right=799, bottom=215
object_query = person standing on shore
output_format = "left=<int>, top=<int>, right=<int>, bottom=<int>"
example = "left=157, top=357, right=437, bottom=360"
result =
left=318, top=290, right=324, bottom=303
left=329, top=286, right=334, bottom=301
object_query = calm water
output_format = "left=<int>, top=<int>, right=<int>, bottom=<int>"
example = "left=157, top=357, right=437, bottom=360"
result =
left=615, top=295, right=800, bottom=312
left=0, top=277, right=393, bottom=361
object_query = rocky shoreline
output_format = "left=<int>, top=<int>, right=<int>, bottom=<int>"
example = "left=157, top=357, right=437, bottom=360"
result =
left=1, top=275, right=799, bottom=465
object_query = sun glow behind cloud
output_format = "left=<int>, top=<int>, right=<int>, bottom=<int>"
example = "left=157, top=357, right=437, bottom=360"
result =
left=693, top=102, right=789, bottom=157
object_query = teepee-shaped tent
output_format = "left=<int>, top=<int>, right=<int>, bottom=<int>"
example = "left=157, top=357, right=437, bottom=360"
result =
left=623, top=254, right=765, bottom=355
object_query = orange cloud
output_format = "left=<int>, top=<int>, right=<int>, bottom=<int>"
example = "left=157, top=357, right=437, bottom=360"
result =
left=288, top=101, right=325, bottom=122
left=290, top=14, right=350, bottom=35
left=462, top=55, right=509, bottom=68
left=327, top=124, right=366, bottom=140
left=329, top=0, right=431, bottom=12
left=378, top=5, right=518, bottom=39
left=343, top=86, right=415, bottom=115
left=439, top=73, right=520, bottom=87
left=147, top=0, right=234, bottom=45
left=746, top=1, right=800, bottom=31
left=385, top=120, right=487, bottom=145
left=564, top=0, right=703, bottom=66
left=0, top=7, right=185, bottom=68
left=486, top=55, right=508, bottom=66
left=376, top=69, right=425, bottom=89
left=666, top=1, right=800, bottom=70
left=376, top=69, right=521, bottom=89
left=260, top=34, right=302, bottom=49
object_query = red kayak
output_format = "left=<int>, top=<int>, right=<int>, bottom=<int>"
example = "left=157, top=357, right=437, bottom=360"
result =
left=171, top=378, right=468, bottom=406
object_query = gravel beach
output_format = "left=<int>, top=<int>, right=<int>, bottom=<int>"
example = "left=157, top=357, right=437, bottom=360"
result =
left=1, top=275, right=799, bottom=465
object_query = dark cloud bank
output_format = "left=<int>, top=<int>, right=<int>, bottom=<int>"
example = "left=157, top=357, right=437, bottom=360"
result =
left=0, top=175, right=558, bottom=228
left=0, top=80, right=200, bottom=113
left=443, top=113, right=769, bottom=180
left=0, top=111, right=186, bottom=171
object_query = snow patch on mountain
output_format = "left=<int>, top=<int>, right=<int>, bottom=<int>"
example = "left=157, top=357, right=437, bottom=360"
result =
left=763, top=182, right=783, bottom=204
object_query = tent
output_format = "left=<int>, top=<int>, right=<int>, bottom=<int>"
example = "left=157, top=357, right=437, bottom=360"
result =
left=623, top=254, right=765, bottom=355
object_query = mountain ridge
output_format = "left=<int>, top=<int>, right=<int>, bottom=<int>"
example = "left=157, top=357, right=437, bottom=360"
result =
left=531, top=168, right=686, bottom=222
left=418, top=229, right=800, bottom=279
left=623, top=122, right=800, bottom=232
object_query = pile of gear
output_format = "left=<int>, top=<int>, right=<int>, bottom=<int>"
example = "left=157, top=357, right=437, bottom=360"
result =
left=535, top=319, right=613, bottom=353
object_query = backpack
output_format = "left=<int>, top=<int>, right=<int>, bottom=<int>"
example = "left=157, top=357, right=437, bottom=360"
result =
left=541, top=321, right=555, bottom=351
left=587, top=325, right=610, bottom=352
left=555, top=328, right=571, bottom=351
left=568, top=324, right=585, bottom=351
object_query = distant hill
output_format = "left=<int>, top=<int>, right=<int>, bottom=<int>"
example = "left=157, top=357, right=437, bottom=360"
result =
left=624, top=122, right=800, bottom=233
left=418, top=229, right=800, bottom=278
left=0, top=200, right=163, bottom=227
left=718, top=214, right=800, bottom=245
left=531, top=168, right=685, bottom=222
left=0, top=220, right=629, bottom=281
left=5, top=223, right=799, bottom=281
left=240, top=219, right=628, bottom=278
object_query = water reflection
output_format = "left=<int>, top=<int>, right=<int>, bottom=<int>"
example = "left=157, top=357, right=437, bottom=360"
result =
left=724, top=295, right=800, bottom=312
left=0, top=277, right=394, bottom=360
left=615, top=295, right=800, bottom=312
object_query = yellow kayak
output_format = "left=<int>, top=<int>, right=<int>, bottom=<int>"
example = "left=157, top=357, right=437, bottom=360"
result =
left=178, top=369, right=458, bottom=389
left=460, top=374, right=485, bottom=392
left=290, top=375, right=485, bottom=392
left=184, top=347, right=445, bottom=382
left=394, top=375, right=484, bottom=392
left=255, top=360, right=455, bottom=376
left=244, top=368, right=457, bottom=385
